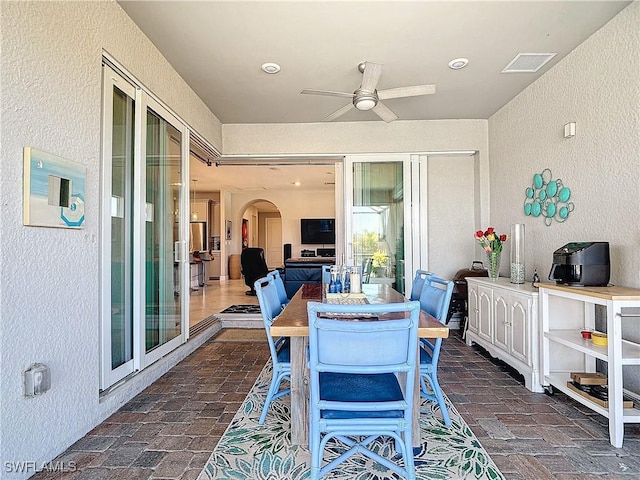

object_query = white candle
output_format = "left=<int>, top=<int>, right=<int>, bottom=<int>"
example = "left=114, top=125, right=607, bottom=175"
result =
left=350, top=273, right=361, bottom=293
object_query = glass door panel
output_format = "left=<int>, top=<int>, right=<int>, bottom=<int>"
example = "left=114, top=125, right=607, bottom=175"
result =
left=111, top=87, right=135, bottom=369
left=101, top=65, right=138, bottom=389
left=101, top=63, right=188, bottom=390
left=346, top=156, right=408, bottom=294
left=144, top=108, right=182, bottom=353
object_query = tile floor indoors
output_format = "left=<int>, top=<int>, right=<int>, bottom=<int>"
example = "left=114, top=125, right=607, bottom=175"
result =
left=30, top=279, right=640, bottom=480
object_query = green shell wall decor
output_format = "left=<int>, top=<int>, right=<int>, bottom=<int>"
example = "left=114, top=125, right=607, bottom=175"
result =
left=523, top=168, right=574, bottom=225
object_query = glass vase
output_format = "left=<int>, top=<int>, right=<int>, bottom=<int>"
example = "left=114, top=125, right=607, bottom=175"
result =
left=487, top=252, right=501, bottom=279
left=510, top=223, right=525, bottom=284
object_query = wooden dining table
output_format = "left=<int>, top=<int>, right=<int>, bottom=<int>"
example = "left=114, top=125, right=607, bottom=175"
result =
left=270, top=282, right=449, bottom=447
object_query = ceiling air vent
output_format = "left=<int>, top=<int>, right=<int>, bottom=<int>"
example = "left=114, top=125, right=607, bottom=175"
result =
left=501, top=53, right=557, bottom=73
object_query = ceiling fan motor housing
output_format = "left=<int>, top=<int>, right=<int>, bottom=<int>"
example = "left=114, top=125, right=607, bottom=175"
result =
left=353, top=88, right=378, bottom=110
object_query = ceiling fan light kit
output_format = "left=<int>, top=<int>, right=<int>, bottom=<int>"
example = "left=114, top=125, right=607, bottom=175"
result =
left=353, top=89, right=378, bottom=110
left=301, top=61, right=435, bottom=123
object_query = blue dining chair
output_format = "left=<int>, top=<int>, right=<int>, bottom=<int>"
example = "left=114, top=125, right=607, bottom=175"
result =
left=267, top=269, right=289, bottom=307
left=321, top=264, right=332, bottom=284
left=409, top=269, right=432, bottom=301
left=307, top=300, right=420, bottom=480
left=254, top=276, right=291, bottom=425
left=418, top=275, right=454, bottom=426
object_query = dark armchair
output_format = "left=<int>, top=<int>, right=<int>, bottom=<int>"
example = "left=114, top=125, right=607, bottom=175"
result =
left=240, top=247, right=269, bottom=295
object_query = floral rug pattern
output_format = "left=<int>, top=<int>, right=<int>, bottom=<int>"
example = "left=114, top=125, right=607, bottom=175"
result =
left=198, top=362, right=504, bottom=480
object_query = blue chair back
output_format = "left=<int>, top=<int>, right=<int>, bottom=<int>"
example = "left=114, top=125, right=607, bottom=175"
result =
left=306, top=300, right=420, bottom=479
left=409, top=269, right=431, bottom=301
left=418, top=275, right=454, bottom=324
left=267, top=269, right=289, bottom=307
left=255, top=276, right=284, bottom=353
left=254, top=276, right=291, bottom=424
left=417, top=275, right=454, bottom=426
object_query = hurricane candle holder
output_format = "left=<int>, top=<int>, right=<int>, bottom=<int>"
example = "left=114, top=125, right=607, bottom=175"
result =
left=510, top=223, right=525, bottom=283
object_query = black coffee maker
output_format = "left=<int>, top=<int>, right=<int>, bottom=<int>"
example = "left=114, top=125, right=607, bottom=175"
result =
left=548, top=242, right=610, bottom=287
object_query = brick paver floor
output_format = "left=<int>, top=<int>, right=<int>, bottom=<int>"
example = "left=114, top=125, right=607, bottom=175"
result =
left=31, top=331, right=640, bottom=479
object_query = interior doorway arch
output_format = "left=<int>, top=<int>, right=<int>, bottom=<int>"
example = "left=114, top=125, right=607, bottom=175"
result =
left=240, top=199, right=283, bottom=268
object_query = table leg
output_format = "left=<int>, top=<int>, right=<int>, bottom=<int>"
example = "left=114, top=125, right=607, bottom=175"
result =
left=290, top=336, right=309, bottom=446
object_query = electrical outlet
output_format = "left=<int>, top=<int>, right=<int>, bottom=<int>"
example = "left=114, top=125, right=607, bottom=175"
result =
left=24, top=363, right=51, bottom=397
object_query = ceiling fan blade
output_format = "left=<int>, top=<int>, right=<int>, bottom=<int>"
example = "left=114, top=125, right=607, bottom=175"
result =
left=378, top=84, right=436, bottom=100
left=360, top=61, right=382, bottom=92
left=301, top=89, right=354, bottom=99
left=372, top=102, right=398, bottom=123
left=323, top=103, right=355, bottom=122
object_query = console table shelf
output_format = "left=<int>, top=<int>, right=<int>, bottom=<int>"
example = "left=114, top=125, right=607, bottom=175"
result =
left=538, top=283, right=640, bottom=448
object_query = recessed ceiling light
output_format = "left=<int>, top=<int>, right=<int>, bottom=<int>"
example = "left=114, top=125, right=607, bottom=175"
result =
left=448, top=58, right=469, bottom=70
left=261, top=62, right=281, bottom=74
left=293, top=181, right=301, bottom=186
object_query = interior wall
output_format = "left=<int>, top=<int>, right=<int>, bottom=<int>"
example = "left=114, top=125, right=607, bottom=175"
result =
left=488, top=1, right=639, bottom=289
left=0, top=1, right=222, bottom=476
left=427, top=155, right=476, bottom=278
left=229, top=190, right=335, bottom=259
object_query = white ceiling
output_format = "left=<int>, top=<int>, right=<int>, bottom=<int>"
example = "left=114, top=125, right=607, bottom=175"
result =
left=118, top=0, right=629, bottom=195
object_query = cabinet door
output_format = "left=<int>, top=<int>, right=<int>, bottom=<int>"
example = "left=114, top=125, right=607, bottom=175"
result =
left=210, top=252, right=221, bottom=278
left=478, top=286, right=493, bottom=342
left=509, top=293, right=530, bottom=364
left=467, top=283, right=479, bottom=333
left=493, top=290, right=509, bottom=352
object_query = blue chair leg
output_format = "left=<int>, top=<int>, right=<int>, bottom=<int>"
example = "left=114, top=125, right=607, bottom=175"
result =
left=423, top=372, right=451, bottom=426
left=260, top=371, right=280, bottom=425
left=310, top=431, right=322, bottom=480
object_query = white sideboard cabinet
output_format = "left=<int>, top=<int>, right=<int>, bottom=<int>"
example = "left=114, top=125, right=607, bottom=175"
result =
left=538, top=283, right=640, bottom=448
left=466, top=277, right=542, bottom=392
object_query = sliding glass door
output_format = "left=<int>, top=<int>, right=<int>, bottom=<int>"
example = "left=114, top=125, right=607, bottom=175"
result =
left=344, top=155, right=412, bottom=295
left=101, top=64, right=189, bottom=390
left=344, top=153, right=477, bottom=297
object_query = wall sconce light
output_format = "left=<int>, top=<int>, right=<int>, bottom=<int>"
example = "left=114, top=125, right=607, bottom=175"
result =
left=564, top=122, right=576, bottom=138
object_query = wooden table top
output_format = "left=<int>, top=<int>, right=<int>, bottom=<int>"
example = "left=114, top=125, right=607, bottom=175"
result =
left=271, top=283, right=450, bottom=338
left=535, top=282, right=640, bottom=301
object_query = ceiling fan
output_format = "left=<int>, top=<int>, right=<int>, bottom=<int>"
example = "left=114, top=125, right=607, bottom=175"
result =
left=301, top=61, right=435, bottom=123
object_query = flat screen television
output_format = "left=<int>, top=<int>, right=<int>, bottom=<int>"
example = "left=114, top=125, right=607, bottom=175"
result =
left=301, top=218, right=335, bottom=245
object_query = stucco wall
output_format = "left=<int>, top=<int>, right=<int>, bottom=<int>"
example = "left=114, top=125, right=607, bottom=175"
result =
left=0, top=1, right=221, bottom=477
left=488, top=1, right=639, bottom=288
left=222, top=119, right=488, bottom=156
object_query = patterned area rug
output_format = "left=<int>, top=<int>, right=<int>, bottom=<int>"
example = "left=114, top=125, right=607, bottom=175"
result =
left=198, top=362, right=504, bottom=480
left=219, top=304, right=262, bottom=314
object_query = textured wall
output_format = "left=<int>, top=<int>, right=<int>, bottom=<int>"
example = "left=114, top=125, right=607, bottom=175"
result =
left=0, top=1, right=221, bottom=477
left=222, top=119, right=487, bottom=155
left=488, top=1, right=639, bottom=288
